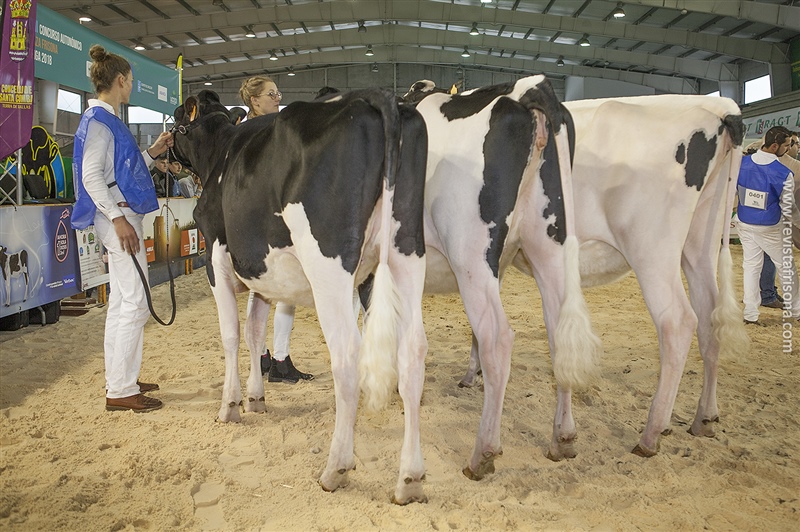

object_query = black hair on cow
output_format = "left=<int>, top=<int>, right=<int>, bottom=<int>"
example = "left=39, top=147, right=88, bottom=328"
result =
left=229, top=107, right=247, bottom=125
left=315, top=86, right=340, bottom=100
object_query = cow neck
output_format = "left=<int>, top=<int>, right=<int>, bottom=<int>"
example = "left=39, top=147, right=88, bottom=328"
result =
left=193, top=114, right=235, bottom=182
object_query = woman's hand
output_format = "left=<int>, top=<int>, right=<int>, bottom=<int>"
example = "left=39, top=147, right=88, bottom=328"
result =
left=148, top=131, right=174, bottom=158
left=113, top=216, right=140, bottom=255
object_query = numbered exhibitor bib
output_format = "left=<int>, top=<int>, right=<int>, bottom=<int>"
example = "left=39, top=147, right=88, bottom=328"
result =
left=740, top=187, right=767, bottom=210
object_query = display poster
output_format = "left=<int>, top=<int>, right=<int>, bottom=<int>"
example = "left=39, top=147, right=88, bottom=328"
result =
left=0, top=0, right=38, bottom=160
left=33, top=5, right=179, bottom=115
left=0, top=204, right=81, bottom=317
left=75, top=225, right=107, bottom=290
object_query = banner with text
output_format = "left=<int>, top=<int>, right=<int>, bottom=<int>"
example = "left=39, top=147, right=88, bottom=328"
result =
left=0, top=0, right=37, bottom=160
left=33, top=5, right=179, bottom=114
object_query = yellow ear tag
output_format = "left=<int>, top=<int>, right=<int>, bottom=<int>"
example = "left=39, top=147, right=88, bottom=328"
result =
left=449, top=84, right=458, bottom=95
left=189, top=107, right=198, bottom=122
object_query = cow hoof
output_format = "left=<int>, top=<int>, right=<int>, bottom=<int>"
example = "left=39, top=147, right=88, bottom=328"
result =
left=463, top=450, right=501, bottom=481
left=631, top=443, right=658, bottom=457
left=217, top=405, right=242, bottom=423
left=688, top=416, right=718, bottom=438
left=319, top=466, right=352, bottom=492
left=392, top=474, right=427, bottom=505
left=244, top=396, right=266, bottom=413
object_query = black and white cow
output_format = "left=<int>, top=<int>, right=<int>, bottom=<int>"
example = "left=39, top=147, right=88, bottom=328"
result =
left=443, top=92, right=749, bottom=459
left=171, top=89, right=429, bottom=504
left=0, top=246, right=29, bottom=306
left=403, top=77, right=601, bottom=480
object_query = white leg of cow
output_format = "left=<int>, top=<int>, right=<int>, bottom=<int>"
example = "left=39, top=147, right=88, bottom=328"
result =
left=458, top=277, right=513, bottom=481
left=632, top=270, right=697, bottom=456
left=389, top=255, right=428, bottom=505
left=243, top=293, right=269, bottom=413
left=526, top=246, right=579, bottom=461
left=313, top=283, right=361, bottom=493
left=459, top=333, right=481, bottom=388
left=209, top=249, right=244, bottom=423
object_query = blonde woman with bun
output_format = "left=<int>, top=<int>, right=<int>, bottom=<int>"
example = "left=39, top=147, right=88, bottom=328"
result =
left=72, top=44, right=173, bottom=412
left=238, top=76, right=312, bottom=384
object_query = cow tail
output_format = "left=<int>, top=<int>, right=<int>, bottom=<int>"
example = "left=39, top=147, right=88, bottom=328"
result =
left=551, top=108, right=602, bottom=390
left=712, top=121, right=749, bottom=361
left=359, top=90, right=402, bottom=411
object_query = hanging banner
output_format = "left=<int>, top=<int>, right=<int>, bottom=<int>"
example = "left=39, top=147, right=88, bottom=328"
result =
left=791, top=38, right=800, bottom=92
left=33, top=5, right=179, bottom=114
left=0, top=0, right=38, bottom=160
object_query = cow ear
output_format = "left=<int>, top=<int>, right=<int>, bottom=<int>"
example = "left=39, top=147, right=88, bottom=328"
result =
left=229, top=107, right=246, bottom=125
left=183, top=97, right=198, bottom=122
left=449, top=84, right=458, bottom=95
left=198, top=89, right=221, bottom=105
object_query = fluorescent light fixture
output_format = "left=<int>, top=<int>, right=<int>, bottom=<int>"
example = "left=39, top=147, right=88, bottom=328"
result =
left=470, top=23, right=479, bottom=36
left=612, top=3, right=625, bottom=18
left=245, top=26, right=256, bottom=38
left=578, top=35, right=590, bottom=47
left=204, top=81, right=212, bottom=86
left=79, top=16, right=92, bottom=22
left=269, top=51, right=278, bottom=61
left=481, top=0, right=492, bottom=3
left=287, top=67, right=295, bottom=77
left=134, top=44, right=145, bottom=50
left=365, top=45, right=374, bottom=56
left=461, top=47, right=470, bottom=57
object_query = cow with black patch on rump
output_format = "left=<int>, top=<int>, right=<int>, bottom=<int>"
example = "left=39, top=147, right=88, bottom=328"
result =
left=414, top=87, right=749, bottom=459
left=0, top=246, right=29, bottom=307
left=401, top=76, right=602, bottom=480
left=171, top=89, right=429, bottom=504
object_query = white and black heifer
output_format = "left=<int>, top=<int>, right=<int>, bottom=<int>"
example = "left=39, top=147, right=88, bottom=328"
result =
left=0, top=245, right=29, bottom=306
left=171, top=89, right=430, bottom=504
left=402, top=77, right=602, bottom=480
left=450, top=93, right=750, bottom=459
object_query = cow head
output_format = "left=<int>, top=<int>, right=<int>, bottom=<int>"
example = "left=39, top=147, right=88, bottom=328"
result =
left=402, top=80, right=450, bottom=104
left=171, top=90, right=235, bottom=181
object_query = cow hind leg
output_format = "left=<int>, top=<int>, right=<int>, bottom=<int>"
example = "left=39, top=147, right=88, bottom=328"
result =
left=389, top=255, right=428, bottom=505
left=243, top=294, right=269, bottom=413
left=209, top=251, right=245, bottom=423
left=458, top=333, right=481, bottom=388
left=632, top=271, right=697, bottom=457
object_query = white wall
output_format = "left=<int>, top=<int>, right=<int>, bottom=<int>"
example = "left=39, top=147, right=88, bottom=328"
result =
left=564, top=76, right=655, bottom=101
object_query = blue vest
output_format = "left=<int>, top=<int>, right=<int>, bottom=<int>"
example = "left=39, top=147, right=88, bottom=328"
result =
left=71, top=106, right=158, bottom=230
left=737, top=155, right=791, bottom=226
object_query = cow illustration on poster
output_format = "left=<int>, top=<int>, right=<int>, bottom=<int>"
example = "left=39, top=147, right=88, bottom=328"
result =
left=20, top=126, right=67, bottom=198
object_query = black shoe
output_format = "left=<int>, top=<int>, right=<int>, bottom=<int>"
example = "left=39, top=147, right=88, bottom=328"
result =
left=260, top=350, right=272, bottom=376
left=777, top=294, right=785, bottom=303
left=761, top=299, right=783, bottom=309
left=268, top=355, right=314, bottom=384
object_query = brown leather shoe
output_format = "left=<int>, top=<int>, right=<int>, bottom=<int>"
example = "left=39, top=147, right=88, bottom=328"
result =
left=106, top=394, right=163, bottom=413
left=137, top=381, right=160, bottom=393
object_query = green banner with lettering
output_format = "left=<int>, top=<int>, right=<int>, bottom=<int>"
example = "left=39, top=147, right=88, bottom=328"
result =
left=34, top=5, right=179, bottom=114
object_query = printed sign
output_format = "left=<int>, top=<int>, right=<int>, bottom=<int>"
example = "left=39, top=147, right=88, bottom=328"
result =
left=75, top=226, right=108, bottom=290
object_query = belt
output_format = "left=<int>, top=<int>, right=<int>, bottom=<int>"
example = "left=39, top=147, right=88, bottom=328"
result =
left=117, top=202, right=130, bottom=207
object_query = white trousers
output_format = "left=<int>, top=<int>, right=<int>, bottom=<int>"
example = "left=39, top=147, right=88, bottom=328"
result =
left=246, top=292, right=295, bottom=361
left=738, top=220, right=800, bottom=321
left=95, top=210, right=150, bottom=398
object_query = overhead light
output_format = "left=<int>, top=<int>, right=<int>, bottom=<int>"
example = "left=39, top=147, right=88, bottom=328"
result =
left=470, top=23, right=479, bottom=36
left=365, top=45, right=374, bottom=56
left=245, top=26, right=256, bottom=38
left=556, top=57, right=565, bottom=67
left=212, top=0, right=224, bottom=6
left=204, top=81, right=212, bottom=86
left=681, top=8, right=688, bottom=15
left=456, top=67, right=463, bottom=76
left=371, top=63, right=379, bottom=73
left=358, top=20, right=366, bottom=33
left=578, top=35, right=590, bottom=47
left=461, top=46, right=470, bottom=58
left=481, top=0, right=492, bottom=3
left=612, top=3, right=625, bottom=19
left=287, top=67, right=295, bottom=77
left=269, top=51, right=278, bottom=61
left=79, top=16, right=92, bottom=22
left=134, top=44, right=145, bottom=51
